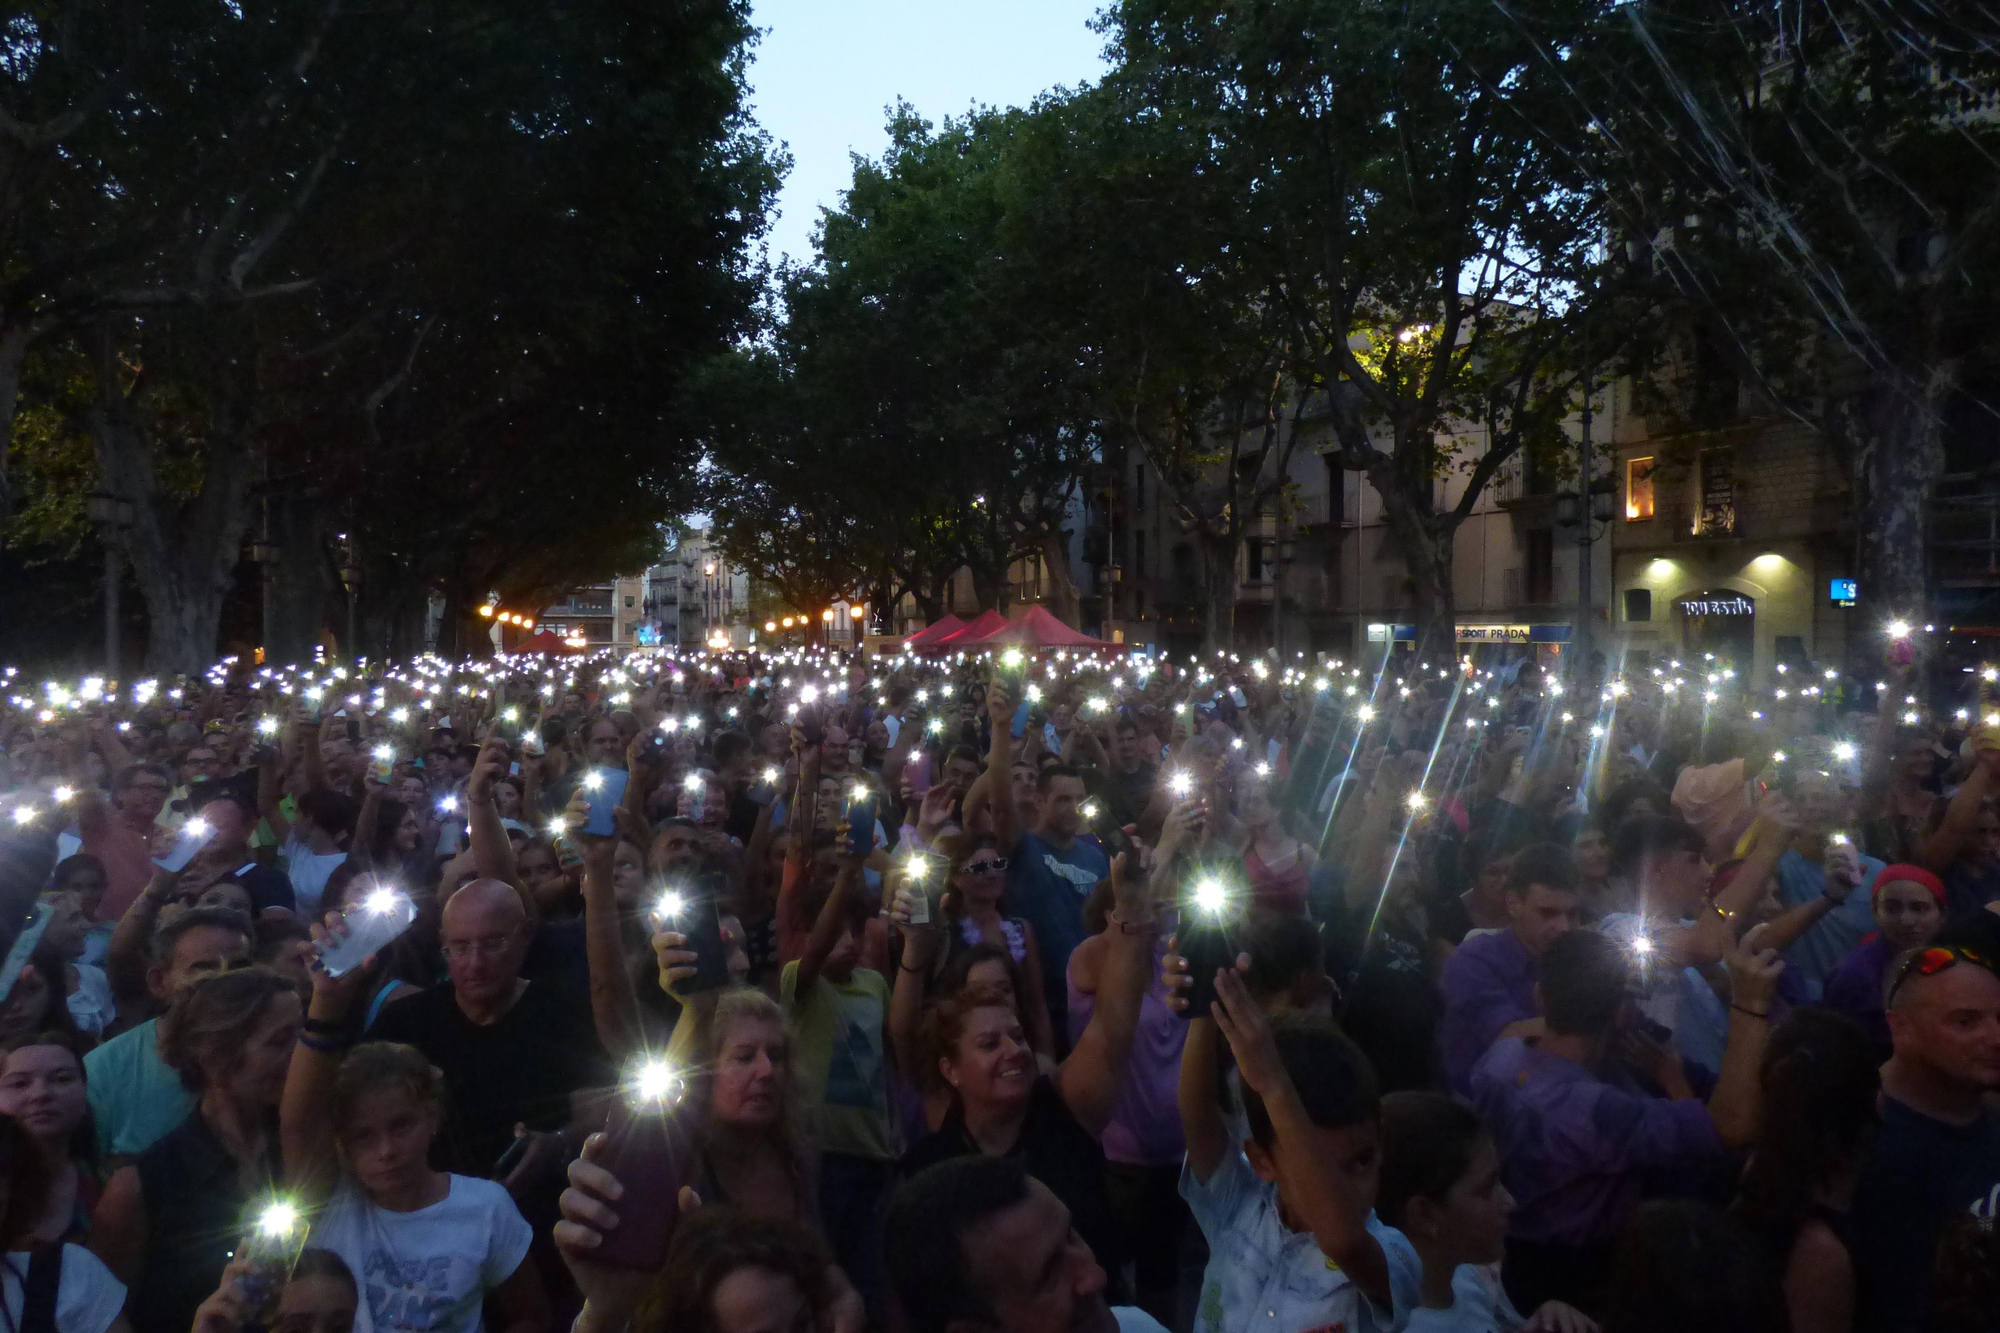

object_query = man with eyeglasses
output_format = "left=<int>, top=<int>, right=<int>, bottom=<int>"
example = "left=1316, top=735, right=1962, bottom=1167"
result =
left=73, top=758, right=175, bottom=924
left=84, top=905, right=252, bottom=1158
left=1850, top=938, right=2000, bottom=1332
left=367, top=877, right=613, bottom=1180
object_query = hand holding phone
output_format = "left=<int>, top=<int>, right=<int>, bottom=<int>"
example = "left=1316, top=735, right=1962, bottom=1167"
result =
left=652, top=886, right=731, bottom=996
left=154, top=817, right=220, bottom=873
left=580, top=767, right=630, bottom=837
left=587, top=1062, right=707, bottom=1271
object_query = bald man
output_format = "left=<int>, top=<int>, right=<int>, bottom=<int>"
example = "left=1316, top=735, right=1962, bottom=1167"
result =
left=368, top=878, right=613, bottom=1175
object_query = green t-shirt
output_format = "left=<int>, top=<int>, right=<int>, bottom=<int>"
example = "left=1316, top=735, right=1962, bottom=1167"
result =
left=779, top=961, right=893, bottom=1161
left=83, top=1018, right=197, bottom=1161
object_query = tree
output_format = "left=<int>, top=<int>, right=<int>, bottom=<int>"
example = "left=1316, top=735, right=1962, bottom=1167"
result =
left=1075, top=0, right=1609, bottom=659
left=1575, top=1, right=2000, bottom=640
left=6, top=0, right=779, bottom=670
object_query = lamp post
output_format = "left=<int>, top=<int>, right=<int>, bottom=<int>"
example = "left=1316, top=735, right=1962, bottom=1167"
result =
left=1554, top=409, right=1615, bottom=683
left=84, top=491, right=134, bottom=677
left=1272, top=535, right=1298, bottom=657
left=1101, top=563, right=1122, bottom=643
left=337, top=540, right=362, bottom=662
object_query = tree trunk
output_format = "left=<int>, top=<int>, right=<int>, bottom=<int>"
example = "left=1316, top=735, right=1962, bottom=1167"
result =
left=970, top=562, right=1008, bottom=614
left=1037, top=527, right=1083, bottom=627
left=89, top=379, right=258, bottom=678
left=1198, top=531, right=1239, bottom=652
left=1851, top=368, right=1949, bottom=651
left=1370, top=470, right=1459, bottom=667
left=0, top=325, right=32, bottom=525
left=263, top=493, right=332, bottom=666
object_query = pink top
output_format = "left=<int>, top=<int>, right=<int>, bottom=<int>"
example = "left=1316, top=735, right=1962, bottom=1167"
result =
left=1245, top=842, right=1311, bottom=916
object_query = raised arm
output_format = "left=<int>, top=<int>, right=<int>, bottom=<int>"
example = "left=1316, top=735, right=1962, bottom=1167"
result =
left=574, top=795, right=646, bottom=1061
left=1052, top=850, right=1152, bottom=1136
left=984, top=683, right=1018, bottom=855
left=465, top=739, right=523, bottom=897
left=796, top=858, right=863, bottom=991
left=258, top=746, right=296, bottom=845
left=105, top=869, right=176, bottom=1016
left=1211, top=966, right=1391, bottom=1308
left=281, top=921, right=374, bottom=1204
left=1707, top=929, right=1784, bottom=1148
left=89, top=719, right=134, bottom=777
left=1925, top=750, right=1999, bottom=876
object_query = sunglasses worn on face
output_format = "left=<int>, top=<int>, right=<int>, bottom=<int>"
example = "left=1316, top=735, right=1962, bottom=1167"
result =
left=961, top=858, right=1009, bottom=875
left=1888, top=945, right=1995, bottom=1004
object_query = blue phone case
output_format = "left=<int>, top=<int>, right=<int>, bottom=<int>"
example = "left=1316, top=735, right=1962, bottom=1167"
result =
left=584, top=768, right=630, bottom=836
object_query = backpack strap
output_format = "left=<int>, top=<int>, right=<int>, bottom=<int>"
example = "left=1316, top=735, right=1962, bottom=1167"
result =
left=21, top=1244, right=62, bottom=1333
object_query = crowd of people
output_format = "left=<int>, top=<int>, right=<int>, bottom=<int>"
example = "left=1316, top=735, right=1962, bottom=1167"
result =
left=0, top=636, right=1996, bottom=1333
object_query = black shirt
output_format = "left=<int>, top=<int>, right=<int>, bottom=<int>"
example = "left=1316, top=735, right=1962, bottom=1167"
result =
left=133, top=1109, right=280, bottom=1333
left=903, top=1077, right=1126, bottom=1299
left=1850, top=1093, right=2000, bottom=1333
left=368, top=978, right=615, bottom=1174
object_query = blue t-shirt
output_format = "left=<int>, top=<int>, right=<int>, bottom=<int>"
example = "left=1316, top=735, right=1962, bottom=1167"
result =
left=1772, top=847, right=1884, bottom=999
left=1009, top=830, right=1109, bottom=1026
left=1851, top=1095, right=2000, bottom=1333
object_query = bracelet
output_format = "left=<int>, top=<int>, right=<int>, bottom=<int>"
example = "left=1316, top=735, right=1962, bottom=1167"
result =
left=1109, top=910, right=1160, bottom=937
left=1819, top=890, right=1847, bottom=906
left=301, top=1016, right=346, bottom=1036
left=297, top=1031, right=349, bottom=1055
left=1730, top=1004, right=1770, bottom=1021
left=899, top=961, right=927, bottom=973
left=1708, top=903, right=1737, bottom=921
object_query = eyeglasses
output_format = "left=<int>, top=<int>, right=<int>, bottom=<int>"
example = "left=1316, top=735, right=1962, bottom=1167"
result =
left=960, top=858, right=1009, bottom=875
left=1888, top=945, right=1994, bottom=1004
left=441, top=935, right=518, bottom=961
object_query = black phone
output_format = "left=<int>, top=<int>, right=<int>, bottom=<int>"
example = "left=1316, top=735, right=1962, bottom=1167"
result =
left=656, top=885, right=731, bottom=996
left=798, top=705, right=824, bottom=747
left=1177, top=905, right=1236, bottom=1023
left=592, top=1069, right=707, bottom=1271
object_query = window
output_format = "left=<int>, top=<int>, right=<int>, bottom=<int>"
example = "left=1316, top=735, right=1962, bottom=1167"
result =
left=1626, top=457, right=1656, bottom=520
left=1526, top=530, right=1554, bottom=603
left=1624, top=588, right=1653, bottom=623
left=1247, top=540, right=1266, bottom=582
left=1133, top=463, right=1146, bottom=511
left=1134, top=529, right=1146, bottom=579
left=1326, top=455, right=1347, bottom=525
left=624, top=596, right=635, bottom=608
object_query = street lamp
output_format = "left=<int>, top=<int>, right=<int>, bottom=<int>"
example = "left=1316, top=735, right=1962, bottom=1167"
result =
left=337, top=541, right=362, bottom=662
left=85, top=491, right=134, bottom=677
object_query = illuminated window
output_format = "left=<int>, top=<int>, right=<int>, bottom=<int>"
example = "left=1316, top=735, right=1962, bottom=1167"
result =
left=1626, top=457, right=1656, bottom=520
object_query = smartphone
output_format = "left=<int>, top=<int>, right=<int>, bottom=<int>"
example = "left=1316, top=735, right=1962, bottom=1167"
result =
left=842, top=785, right=877, bottom=858
left=302, top=688, right=324, bottom=724
left=581, top=767, right=630, bottom=837
left=521, top=726, right=546, bottom=758
left=797, top=704, right=824, bottom=747
left=901, top=851, right=945, bottom=925
left=681, top=773, right=706, bottom=823
left=653, top=886, right=731, bottom=996
left=1177, top=882, right=1237, bottom=1023
left=316, top=887, right=419, bottom=977
left=234, top=1200, right=309, bottom=1325
left=592, top=1063, right=706, bottom=1271
left=369, top=745, right=396, bottom=785
left=153, top=817, right=220, bottom=873
left=747, top=765, right=780, bottom=807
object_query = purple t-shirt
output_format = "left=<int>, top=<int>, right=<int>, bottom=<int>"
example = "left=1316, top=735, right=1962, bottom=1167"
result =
left=1469, top=1037, right=1722, bottom=1246
left=1438, top=928, right=1538, bottom=1095
left=1819, top=933, right=1895, bottom=1053
left=1068, top=940, right=1187, bottom=1166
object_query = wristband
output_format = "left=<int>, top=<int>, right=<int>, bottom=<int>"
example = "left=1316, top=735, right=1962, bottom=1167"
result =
left=899, top=960, right=928, bottom=974
left=1109, top=910, right=1160, bottom=937
left=301, top=1016, right=346, bottom=1036
left=1730, top=1003, right=1770, bottom=1021
left=1820, top=889, right=1847, bottom=906
left=297, top=1031, right=348, bottom=1055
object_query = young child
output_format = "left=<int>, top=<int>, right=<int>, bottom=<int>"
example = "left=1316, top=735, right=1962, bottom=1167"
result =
left=780, top=855, right=894, bottom=1301
left=1377, top=1090, right=1596, bottom=1333
left=1177, top=964, right=1420, bottom=1333
left=281, top=936, right=548, bottom=1333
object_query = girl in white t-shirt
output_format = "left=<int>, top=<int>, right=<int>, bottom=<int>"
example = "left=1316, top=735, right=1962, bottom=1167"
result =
left=0, top=1113, right=128, bottom=1333
left=1377, top=1091, right=1598, bottom=1333
left=281, top=947, right=546, bottom=1333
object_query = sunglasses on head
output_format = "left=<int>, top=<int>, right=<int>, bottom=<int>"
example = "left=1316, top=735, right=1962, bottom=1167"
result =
left=961, top=857, right=1009, bottom=875
left=1888, top=945, right=1995, bottom=1004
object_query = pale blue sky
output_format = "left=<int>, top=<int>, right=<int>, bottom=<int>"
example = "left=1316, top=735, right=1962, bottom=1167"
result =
left=746, top=0, right=1111, bottom=268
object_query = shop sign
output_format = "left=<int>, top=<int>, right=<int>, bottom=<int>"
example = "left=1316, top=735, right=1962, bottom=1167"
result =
left=1677, top=593, right=1755, bottom=616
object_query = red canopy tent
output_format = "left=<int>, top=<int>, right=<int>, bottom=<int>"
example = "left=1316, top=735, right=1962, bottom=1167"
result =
left=950, top=605, right=1120, bottom=655
left=920, top=609, right=1009, bottom=651
left=901, top=614, right=967, bottom=650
